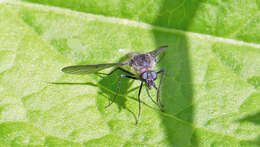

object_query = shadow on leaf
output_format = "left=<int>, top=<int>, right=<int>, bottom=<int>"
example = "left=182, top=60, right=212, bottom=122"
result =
left=239, top=111, right=260, bottom=146
left=239, top=111, right=260, bottom=125
left=152, top=0, right=200, bottom=146
left=50, top=72, right=139, bottom=123
left=240, top=135, right=260, bottom=146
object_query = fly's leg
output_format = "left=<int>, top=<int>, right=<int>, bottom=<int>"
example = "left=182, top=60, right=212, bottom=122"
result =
left=145, top=86, right=157, bottom=105
left=136, top=81, right=143, bottom=125
left=156, top=69, right=165, bottom=111
left=105, top=74, right=138, bottom=108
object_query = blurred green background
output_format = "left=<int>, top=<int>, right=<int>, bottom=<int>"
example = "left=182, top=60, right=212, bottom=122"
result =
left=0, top=0, right=260, bottom=146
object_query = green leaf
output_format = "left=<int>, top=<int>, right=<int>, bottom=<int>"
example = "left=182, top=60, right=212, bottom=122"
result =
left=21, top=0, right=260, bottom=44
left=0, top=0, right=260, bottom=146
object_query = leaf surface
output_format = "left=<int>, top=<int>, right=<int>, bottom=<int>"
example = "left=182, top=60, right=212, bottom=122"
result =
left=0, top=0, right=259, bottom=146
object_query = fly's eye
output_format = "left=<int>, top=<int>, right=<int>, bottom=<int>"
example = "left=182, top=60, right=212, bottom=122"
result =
left=151, top=72, right=157, bottom=79
left=142, top=72, right=148, bottom=79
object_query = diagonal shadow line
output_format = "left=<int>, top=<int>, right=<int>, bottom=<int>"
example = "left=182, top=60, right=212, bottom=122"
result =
left=152, top=0, right=200, bottom=146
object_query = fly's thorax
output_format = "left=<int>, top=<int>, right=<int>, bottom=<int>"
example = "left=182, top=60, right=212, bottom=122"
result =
left=129, top=53, right=156, bottom=75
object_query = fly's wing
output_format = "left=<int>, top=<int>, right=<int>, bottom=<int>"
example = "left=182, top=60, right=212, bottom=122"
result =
left=62, top=62, right=128, bottom=74
left=149, top=45, right=168, bottom=57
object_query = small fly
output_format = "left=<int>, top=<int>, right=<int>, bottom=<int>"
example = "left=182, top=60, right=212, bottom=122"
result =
left=61, top=46, right=167, bottom=124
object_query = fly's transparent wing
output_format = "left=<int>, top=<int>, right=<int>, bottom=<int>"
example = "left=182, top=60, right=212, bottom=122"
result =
left=149, top=45, right=168, bottom=57
left=62, top=62, right=128, bottom=74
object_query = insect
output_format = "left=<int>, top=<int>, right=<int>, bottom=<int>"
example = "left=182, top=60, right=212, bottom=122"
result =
left=61, top=46, right=167, bottom=124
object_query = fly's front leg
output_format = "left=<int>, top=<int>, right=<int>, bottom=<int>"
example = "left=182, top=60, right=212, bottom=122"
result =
left=105, top=74, right=137, bottom=108
left=145, top=86, right=157, bottom=105
left=136, top=81, right=143, bottom=125
left=156, top=69, right=165, bottom=111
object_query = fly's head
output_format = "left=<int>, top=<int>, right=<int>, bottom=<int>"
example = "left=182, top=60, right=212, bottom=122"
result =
left=141, top=71, right=157, bottom=90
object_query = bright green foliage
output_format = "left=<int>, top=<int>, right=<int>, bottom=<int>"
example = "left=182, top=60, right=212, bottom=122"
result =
left=0, top=0, right=259, bottom=146
left=22, top=0, right=260, bottom=44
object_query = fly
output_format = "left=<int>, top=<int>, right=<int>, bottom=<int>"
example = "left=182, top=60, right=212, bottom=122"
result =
left=61, top=46, right=168, bottom=124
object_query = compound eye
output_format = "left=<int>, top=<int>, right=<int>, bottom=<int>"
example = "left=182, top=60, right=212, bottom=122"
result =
left=151, top=72, right=157, bottom=79
left=142, top=72, right=148, bottom=79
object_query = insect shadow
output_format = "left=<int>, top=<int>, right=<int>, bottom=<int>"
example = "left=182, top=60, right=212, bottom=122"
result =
left=49, top=72, right=139, bottom=124
left=51, top=74, right=138, bottom=124
left=96, top=56, right=139, bottom=123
